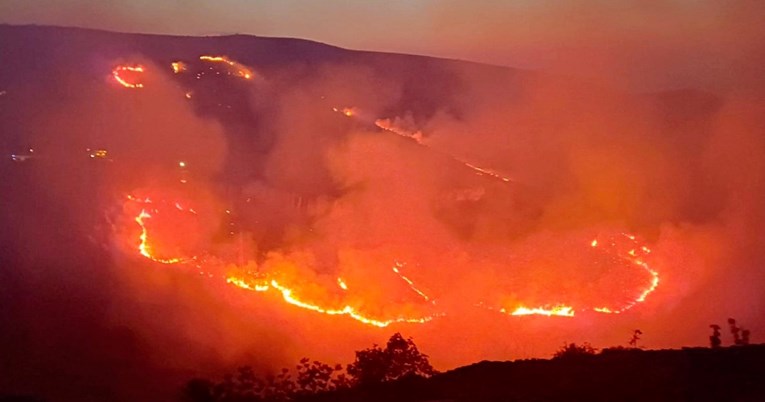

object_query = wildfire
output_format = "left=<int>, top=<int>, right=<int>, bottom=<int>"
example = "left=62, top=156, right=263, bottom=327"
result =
left=134, top=209, right=184, bottom=264
left=112, top=65, right=145, bottom=89
left=586, top=233, right=660, bottom=314
left=123, top=192, right=661, bottom=326
left=171, top=61, right=186, bottom=74
left=507, top=305, right=576, bottom=317
left=332, top=107, right=357, bottom=117
left=224, top=274, right=438, bottom=328
left=333, top=106, right=514, bottom=183
left=199, top=55, right=254, bottom=79
left=392, top=261, right=435, bottom=304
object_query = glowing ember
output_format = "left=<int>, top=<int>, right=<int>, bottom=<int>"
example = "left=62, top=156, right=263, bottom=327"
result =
left=337, top=277, right=348, bottom=290
left=332, top=107, right=356, bottom=117
left=112, top=65, right=145, bottom=89
left=171, top=61, right=186, bottom=74
left=199, top=55, right=254, bottom=79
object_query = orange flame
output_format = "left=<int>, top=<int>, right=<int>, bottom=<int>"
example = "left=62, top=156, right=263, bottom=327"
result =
left=506, top=305, right=576, bottom=317
left=134, top=209, right=183, bottom=264
left=125, top=194, right=661, bottom=326
left=337, top=107, right=514, bottom=183
left=587, top=233, right=660, bottom=314
left=392, top=261, right=435, bottom=304
left=199, top=55, right=254, bottom=79
left=171, top=61, right=186, bottom=74
left=112, top=65, right=145, bottom=89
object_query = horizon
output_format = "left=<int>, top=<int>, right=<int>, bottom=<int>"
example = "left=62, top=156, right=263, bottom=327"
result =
left=2, top=1, right=765, bottom=92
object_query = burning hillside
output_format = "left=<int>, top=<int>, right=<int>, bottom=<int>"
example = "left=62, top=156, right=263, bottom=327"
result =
left=1, top=23, right=764, bottom=402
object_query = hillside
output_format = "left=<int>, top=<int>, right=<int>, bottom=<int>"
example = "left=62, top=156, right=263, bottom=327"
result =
left=0, top=25, right=740, bottom=402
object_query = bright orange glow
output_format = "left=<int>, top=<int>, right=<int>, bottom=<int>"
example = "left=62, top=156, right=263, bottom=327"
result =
left=332, top=106, right=357, bottom=117
left=171, top=61, right=186, bottom=74
left=392, top=261, right=434, bottom=304
left=585, top=233, right=660, bottom=314
left=112, top=65, right=145, bottom=89
left=334, top=106, right=514, bottom=183
left=506, top=305, right=576, bottom=317
left=199, top=55, right=254, bottom=79
left=124, top=193, right=661, bottom=326
left=226, top=276, right=269, bottom=292
left=134, top=209, right=184, bottom=264
left=224, top=275, right=439, bottom=328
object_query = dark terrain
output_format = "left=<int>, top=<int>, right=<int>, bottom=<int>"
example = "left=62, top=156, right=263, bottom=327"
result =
left=306, top=345, right=765, bottom=402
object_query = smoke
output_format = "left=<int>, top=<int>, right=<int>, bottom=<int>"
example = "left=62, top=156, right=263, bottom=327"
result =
left=1, top=17, right=764, bottom=400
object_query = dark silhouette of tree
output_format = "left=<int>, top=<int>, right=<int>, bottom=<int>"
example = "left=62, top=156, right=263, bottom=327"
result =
left=727, top=318, right=752, bottom=346
left=629, top=329, right=643, bottom=348
left=294, top=358, right=350, bottom=394
left=728, top=318, right=741, bottom=345
left=553, top=342, right=597, bottom=359
left=710, top=324, right=722, bottom=348
left=182, top=360, right=347, bottom=402
left=346, top=333, right=436, bottom=386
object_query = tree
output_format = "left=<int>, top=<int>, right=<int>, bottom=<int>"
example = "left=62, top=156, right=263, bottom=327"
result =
left=346, top=333, right=436, bottom=386
left=628, top=329, right=643, bottom=348
left=710, top=324, right=722, bottom=348
left=182, top=360, right=347, bottom=402
left=728, top=318, right=751, bottom=346
left=552, top=342, right=597, bottom=359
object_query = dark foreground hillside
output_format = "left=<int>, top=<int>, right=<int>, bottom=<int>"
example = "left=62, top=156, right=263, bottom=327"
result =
left=306, top=345, right=765, bottom=402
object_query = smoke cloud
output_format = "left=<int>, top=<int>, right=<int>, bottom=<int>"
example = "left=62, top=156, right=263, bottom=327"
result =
left=1, top=12, right=764, bottom=400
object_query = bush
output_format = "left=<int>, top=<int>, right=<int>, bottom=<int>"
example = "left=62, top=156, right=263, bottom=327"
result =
left=553, top=342, right=598, bottom=359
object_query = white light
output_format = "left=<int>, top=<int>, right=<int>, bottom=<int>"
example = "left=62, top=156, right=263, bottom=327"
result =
left=179, top=161, right=186, bottom=168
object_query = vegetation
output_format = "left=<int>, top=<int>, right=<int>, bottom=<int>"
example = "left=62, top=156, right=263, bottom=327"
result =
left=552, top=342, right=597, bottom=359
left=182, top=333, right=435, bottom=402
left=346, top=333, right=437, bottom=386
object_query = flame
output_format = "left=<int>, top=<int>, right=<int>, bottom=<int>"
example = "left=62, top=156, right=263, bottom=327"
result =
left=112, top=65, right=145, bottom=89
left=126, top=194, right=438, bottom=327
left=506, top=305, right=576, bottom=317
left=199, top=55, right=254, bottom=79
left=333, top=106, right=513, bottom=183
left=124, top=194, right=661, bottom=326
left=171, top=61, right=186, bottom=74
left=226, top=276, right=269, bottom=292
left=224, top=275, right=439, bottom=328
left=134, top=209, right=184, bottom=264
left=392, top=261, right=434, bottom=304
left=586, top=233, right=660, bottom=314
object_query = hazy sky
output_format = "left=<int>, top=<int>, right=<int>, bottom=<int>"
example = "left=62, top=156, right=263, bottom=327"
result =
left=1, top=1, right=764, bottom=90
